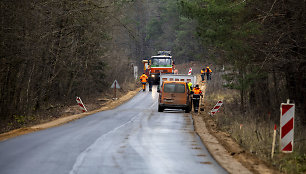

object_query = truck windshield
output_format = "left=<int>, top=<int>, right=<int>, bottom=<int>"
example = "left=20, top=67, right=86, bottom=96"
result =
left=164, top=83, right=185, bottom=93
left=151, top=58, right=171, bottom=67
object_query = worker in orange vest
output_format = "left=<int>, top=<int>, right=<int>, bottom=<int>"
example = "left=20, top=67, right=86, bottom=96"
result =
left=205, top=66, right=212, bottom=80
left=139, top=73, right=148, bottom=91
left=192, top=84, right=203, bottom=112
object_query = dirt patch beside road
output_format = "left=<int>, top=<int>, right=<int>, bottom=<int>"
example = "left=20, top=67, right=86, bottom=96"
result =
left=0, top=88, right=141, bottom=142
left=192, top=113, right=252, bottom=174
left=193, top=112, right=279, bottom=174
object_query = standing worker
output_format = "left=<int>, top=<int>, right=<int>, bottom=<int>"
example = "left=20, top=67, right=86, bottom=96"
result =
left=188, top=82, right=193, bottom=107
left=205, top=66, right=212, bottom=80
left=192, top=84, right=203, bottom=113
left=201, top=68, right=205, bottom=82
left=148, top=75, right=153, bottom=91
left=188, top=82, right=193, bottom=92
left=140, top=73, right=148, bottom=91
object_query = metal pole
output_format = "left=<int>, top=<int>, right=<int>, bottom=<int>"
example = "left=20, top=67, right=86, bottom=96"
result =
left=114, top=81, right=116, bottom=99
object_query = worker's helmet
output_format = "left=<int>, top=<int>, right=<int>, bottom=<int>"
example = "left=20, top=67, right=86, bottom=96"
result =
left=196, top=84, right=199, bottom=88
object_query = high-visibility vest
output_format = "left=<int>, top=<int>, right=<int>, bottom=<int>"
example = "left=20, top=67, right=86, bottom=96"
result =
left=188, top=82, right=192, bottom=91
left=140, top=74, right=148, bottom=83
left=193, top=88, right=202, bottom=95
left=201, top=69, right=204, bottom=74
left=205, top=67, right=212, bottom=73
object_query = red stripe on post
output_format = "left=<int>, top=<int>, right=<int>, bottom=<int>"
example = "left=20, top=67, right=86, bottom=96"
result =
left=218, top=101, right=222, bottom=103
left=78, top=103, right=84, bottom=108
left=282, top=105, right=293, bottom=116
left=281, top=118, right=294, bottom=138
left=282, top=142, right=293, bottom=151
left=214, top=106, right=220, bottom=110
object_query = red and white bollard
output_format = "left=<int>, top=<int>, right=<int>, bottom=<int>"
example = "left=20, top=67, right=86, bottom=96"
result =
left=76, top=97, right=87, bottom=112
left=280, top=102, right=295, bottom=152
left=210, top=100, right=223, bottom=116
left=188, top=68, right=192, bottom=75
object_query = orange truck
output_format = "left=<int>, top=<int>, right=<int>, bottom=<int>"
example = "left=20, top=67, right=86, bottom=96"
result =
left=157, top=74, right=197, bottom=113
left=142, top=51, right=174, bottom=84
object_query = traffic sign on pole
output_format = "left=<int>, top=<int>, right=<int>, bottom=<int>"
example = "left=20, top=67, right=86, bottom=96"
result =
left=280, top=103, right=295, bottom=153
left=111, top=80, right=120, bottom=99
left=188, top=68, right=192, bottom=75
left=111, top=80, right=120, bottom=89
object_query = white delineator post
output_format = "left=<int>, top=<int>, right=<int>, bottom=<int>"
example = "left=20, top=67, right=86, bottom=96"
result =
left=271, top=124, right=277, bottom=158
left=280, top=103, right=295, bottom=153
left=210, top=100, right=223, bottom=116
left=76, top=97, right=87, bottom=112
left=188, top=68, right=192, bottom=75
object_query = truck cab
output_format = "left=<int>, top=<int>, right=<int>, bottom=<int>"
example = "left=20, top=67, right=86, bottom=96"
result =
left=158, top=81, right=192, bottom=113
left=150, top=55, right=173, bottom=84
left=142, top=51, right=174, bottom=84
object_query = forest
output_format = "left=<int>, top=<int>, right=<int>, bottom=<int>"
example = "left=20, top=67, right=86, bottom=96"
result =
left=0, top=0, right=140, bottom=128
left=0, top=0, right=205, bottom=128
left=180, top=0, right=306, bottom=122
left=0, top=0, right=305, bottom=172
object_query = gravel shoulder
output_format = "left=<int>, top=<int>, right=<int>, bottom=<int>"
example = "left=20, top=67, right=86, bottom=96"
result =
left=192, top=113, right=252, bottom=174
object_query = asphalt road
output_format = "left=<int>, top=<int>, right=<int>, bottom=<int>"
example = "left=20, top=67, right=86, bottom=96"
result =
left=0, top=86, right=227, bottom=174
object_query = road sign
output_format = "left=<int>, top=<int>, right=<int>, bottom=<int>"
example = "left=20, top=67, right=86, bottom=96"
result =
left=111, top=80, right=120, bottom=89
left=210, top=100, right=223, bottom=116
left=111, top=80, right=120, bottom=99
left=280, top=103, right=295, bottom=152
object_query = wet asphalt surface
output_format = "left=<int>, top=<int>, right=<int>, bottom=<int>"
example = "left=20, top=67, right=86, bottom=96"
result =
left=0, top=86, right=227, bottom=174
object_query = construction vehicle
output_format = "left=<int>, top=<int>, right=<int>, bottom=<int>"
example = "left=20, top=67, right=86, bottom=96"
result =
left=157, top=74, right=197, bottom=113
left=142, top=51, right=174, bottom=84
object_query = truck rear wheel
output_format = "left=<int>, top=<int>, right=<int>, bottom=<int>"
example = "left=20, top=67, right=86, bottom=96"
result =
left=185, top=106, right=191, bottom=113
left=158, top=105, right=164, bottom=112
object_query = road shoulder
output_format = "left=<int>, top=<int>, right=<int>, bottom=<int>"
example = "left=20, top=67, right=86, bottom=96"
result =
left=192, top=113, right=252, bottom=174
